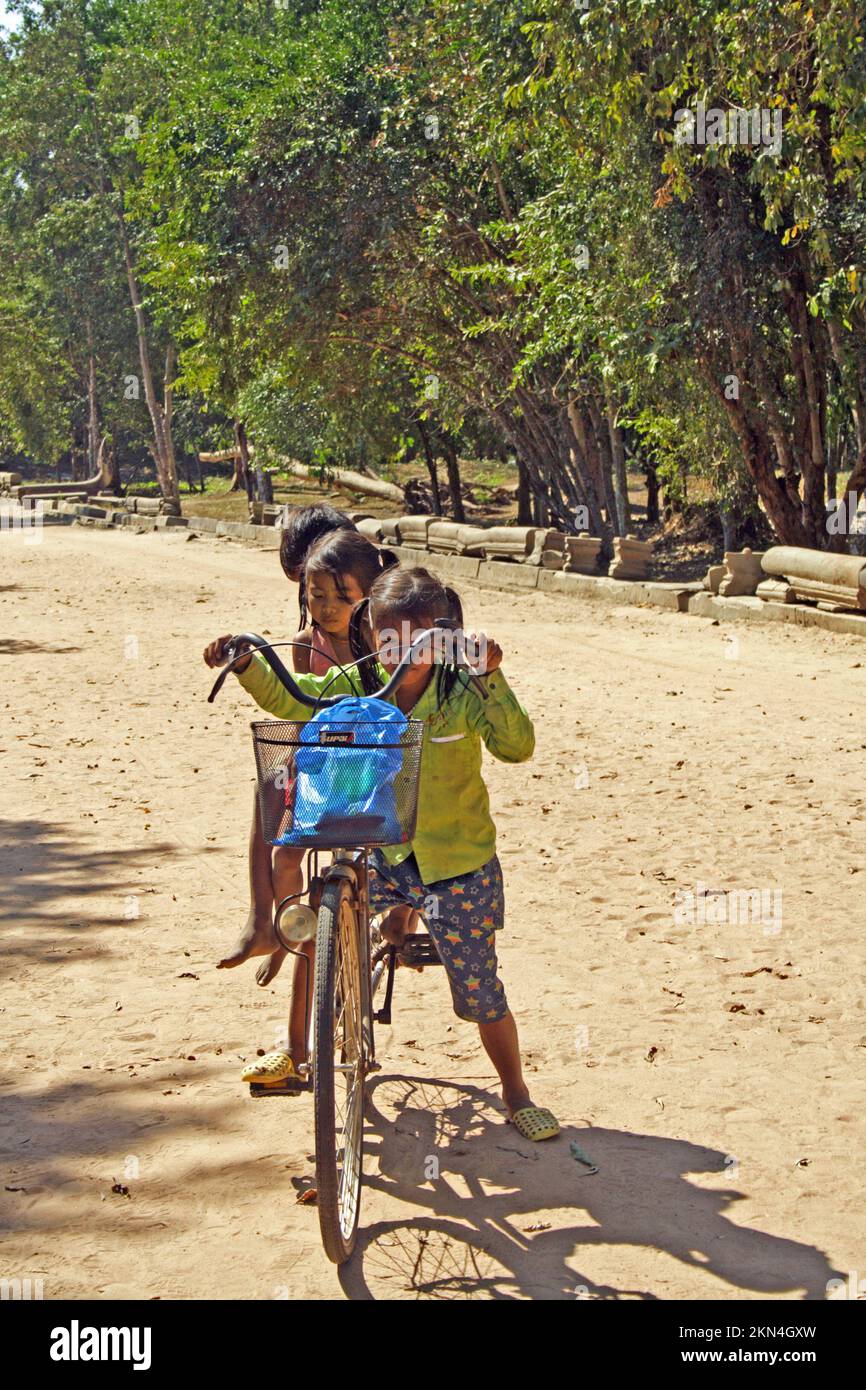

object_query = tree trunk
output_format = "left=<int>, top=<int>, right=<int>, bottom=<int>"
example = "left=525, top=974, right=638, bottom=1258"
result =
left=97, top=436, right=117, bottom=491
left=163, top=343, right=179, bottom=504
left=699, top=353, right=809, bottom=546
left=586, top=394, right=622, bottom=535
left=516, top=456, right=533, bottom=526
left=109, top=433, right=121, bottom=492
left=118, top=209, right=180, bottom=508
left=827, top=426, right=843, bottom=506
left=256, top=466, right=274, bottom=504
left=441, top=436, right=465, bottom=522
left=87, top=347, right=99, bottom=477
left=605, top=389, right=631, bottom=534
left=645, top=464, right=660, bottom=524
left=789, top=282, right=828, bottom=545
left=564, top=401, right=613, bottom=549
left=414, top=415, right=442, bottom=515
left=567, top=401, right=606, bottom=511
left=231, top=420, right=250, bottom=492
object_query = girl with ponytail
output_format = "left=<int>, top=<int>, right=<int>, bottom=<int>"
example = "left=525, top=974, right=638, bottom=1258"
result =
left=213, top=562, right=559, bottom=1142
left=214, top=528, right=400, bottom=985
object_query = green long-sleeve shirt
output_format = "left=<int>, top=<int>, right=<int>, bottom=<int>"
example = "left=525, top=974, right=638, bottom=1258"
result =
left=235, top=653, right=535, bottom=885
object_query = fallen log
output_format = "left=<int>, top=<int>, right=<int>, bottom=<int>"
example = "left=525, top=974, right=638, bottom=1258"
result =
left=197, top=449, right=406, bottom=506
left=16, top=438, right=110, bottom=500
left=281, top=460, right=404, bottom=505
left=17, top=470, right=103, bottom=500
left=198, top=449, right=242, bottom=464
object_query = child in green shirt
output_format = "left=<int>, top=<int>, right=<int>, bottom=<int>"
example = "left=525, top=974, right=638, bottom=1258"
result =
left=204, top=565, right=559, bottom=1141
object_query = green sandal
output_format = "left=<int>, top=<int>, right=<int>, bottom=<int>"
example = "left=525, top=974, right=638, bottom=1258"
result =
left=510, top=1106, right=561, bottom=1142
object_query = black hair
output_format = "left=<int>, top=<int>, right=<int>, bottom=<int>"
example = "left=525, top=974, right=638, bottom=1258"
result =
left=304, top=530, right=399, bottom=612
left=348, top=565, right=470, bottom=708
left=278, top=504, right=356, bottom=625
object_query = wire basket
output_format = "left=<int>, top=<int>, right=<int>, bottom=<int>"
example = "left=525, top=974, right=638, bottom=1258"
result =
left=251, top=718, right=425, bottom=849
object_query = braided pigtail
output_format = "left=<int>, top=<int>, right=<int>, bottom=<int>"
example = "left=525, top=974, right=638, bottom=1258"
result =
left=438, top=584, right=467, bottom=708
left=348, top=596, right=383, bottom=696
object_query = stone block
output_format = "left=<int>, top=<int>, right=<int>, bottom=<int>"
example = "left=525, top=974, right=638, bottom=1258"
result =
left=756, top=578, right=796, bottom=605
left=527, top=528, right=565, bottom=567
left=426, top=520, right=461, bottom=552
left=378, top=517, right=401, bottom=544
left=645, top=583, right=695, bottom=612
left=477, top=560, right=540, bottom=590
left=412, top=551, right=481, bottom=582
left=133, top=497, right=162, bottom=516
left=357, top=517, right=384, bottom=543
left=608, top=534, right=654, bottom=580
left=396, top=514, right=438, bottom=547
left=564, top=535, right=603, bottom=575
left=718, top=548, right=765, bottom=597
left=480, top=525, right=538, bottom=562
left=762, top=545, right=866, bottom=610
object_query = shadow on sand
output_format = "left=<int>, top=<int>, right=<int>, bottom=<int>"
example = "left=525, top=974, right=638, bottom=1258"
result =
left=337, top=1074, right=841, bottom=1301
left=0, top=638, right=81, bottom=655
left=0, top=817, right=179, bottom=975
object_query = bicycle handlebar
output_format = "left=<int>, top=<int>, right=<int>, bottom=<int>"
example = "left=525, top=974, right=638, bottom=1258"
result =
left=207, top=618, right=490, bottom=708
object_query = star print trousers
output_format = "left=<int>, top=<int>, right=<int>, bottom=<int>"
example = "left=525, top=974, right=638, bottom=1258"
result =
left=366, top=851, right=508, bottom=1023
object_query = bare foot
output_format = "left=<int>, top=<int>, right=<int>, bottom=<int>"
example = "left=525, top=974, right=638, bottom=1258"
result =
left=255, top=947, right=287, bottom=986
left=380, top=906, right=419, bottom=948
left=217, top=913, right=278, bottom=970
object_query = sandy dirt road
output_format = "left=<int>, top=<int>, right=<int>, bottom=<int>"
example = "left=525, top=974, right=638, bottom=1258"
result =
left=1, top=524, right=863, bottom=1300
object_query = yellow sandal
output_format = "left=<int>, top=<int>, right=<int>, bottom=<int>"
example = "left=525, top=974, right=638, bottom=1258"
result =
left=241, top=1051, right=302, bottom=1086
left=510, top=1106, right=561, bottom=1142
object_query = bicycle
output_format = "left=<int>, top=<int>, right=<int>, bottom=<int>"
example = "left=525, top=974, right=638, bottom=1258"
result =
left=207, top=620, right=489, bottom=1264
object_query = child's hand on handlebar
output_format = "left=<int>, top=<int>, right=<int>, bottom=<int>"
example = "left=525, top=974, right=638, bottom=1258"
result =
left=464, top=631, right=502, bottom=677
left=203, top=634, right=253, bottom=675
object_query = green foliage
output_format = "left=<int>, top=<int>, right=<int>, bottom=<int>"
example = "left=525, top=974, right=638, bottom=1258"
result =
left=1, top=0, right=864, bottom=546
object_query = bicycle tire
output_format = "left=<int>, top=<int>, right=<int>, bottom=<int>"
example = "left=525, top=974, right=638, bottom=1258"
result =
left=314, top=874, right=370, bottom=1264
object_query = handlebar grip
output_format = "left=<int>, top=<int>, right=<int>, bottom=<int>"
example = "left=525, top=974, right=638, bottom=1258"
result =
left=207, top=620, right=490, bottom=706
left=207, top=634, right=324, bottom=707
left=206, top=663, right=235, bottom=704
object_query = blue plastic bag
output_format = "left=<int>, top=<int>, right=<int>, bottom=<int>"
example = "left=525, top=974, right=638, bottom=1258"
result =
left=277, top=697, right=409, bottom=845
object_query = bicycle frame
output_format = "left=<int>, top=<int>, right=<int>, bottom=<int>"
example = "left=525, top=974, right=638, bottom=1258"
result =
left=209, top=616, right=485, bottom=1076
left=269, top=845, right=375, bottom=1077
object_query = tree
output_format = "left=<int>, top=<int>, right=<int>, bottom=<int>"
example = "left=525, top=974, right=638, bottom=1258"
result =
left=0, top=0, right=181, bottom=502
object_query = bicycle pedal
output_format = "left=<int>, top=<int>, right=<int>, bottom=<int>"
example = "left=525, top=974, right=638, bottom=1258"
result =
left=398, top=933, right=442, bottom=967
left=248, top=1080, right=309, bottom=1099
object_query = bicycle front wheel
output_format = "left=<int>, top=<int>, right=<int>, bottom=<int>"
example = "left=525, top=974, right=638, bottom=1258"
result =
left=313, top=874, right=370, bottom=1264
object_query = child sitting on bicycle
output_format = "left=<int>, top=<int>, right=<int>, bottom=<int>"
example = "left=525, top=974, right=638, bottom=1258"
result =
left=204, top=565, right=559, bottom=1142
left=218, top=511, right=392, bottom=986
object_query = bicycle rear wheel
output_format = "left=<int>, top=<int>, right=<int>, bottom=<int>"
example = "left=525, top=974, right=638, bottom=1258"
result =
left=313, top=874, right=370, bottom=1264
